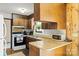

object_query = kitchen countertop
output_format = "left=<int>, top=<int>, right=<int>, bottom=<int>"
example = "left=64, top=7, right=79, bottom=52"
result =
left=27, top=35, right=72, bottom=51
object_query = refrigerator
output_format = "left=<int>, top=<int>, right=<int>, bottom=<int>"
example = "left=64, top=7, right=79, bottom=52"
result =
left=0, top=15, right=7, bottom=56
left=4, top=19, right=11, bottom=49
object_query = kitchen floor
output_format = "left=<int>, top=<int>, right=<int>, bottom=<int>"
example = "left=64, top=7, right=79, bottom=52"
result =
left=6, top=48, right=29, bottom=56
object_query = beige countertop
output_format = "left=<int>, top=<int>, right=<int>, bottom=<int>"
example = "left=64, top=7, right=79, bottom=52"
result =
left=27, top=35, right=72, bottom=51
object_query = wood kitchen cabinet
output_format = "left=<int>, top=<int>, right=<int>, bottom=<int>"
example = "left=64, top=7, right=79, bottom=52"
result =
left=29, top=44, right=67, bottom=56
left=66, top=3, right=79, bottom=56
left=29, top=44, right=40, bottom=56
left=42, top=22, right=48, bottom=29
left=34, top=21, right=57, bottom=29
left=66, top=4, right=72, bottom=41
left=27, top=19, right=32, bottom=29
left=66, top=4, right=79, bottom=40
left=34, top=3, right=66, bottom=29
left=48, top=46, right=66, bottom=56
left=12, top=14, right=29, bottom=28
left=13, top=18, right=27, bottom=26
left=42, top=22, right=57, bottom=29
left=26, top=37, right=32, bottom=49
left=26, top=37, right=41, bottom=49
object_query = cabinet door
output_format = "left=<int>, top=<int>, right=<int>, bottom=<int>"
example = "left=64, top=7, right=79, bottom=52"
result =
left=27, top=20, right=31, bottom=29
left=66, top=4, right=79, bottom=56
left=72, top=7, right=79, bottom=33
left=66, top=4, right=72, bottom=40
left=19, top=18, right=24, bottom=26
left=42, top=22, right=57, bottom=29
left=48, top=46, right=66, bottom=56
left=13, top=18, right=19, bottom=26
left=29, top=44, right=39, bottom=56
left=13, top=14, right=28, bottom=28
left=71, top=4, right=79, bottom=56
left=42, top=22, right=48, bottom=29
left=48, top=22, right=57, bottom=29
left=16, top=18, right=24, bottom=26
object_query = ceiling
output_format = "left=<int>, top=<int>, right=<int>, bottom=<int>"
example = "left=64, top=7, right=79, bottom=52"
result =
left=0, top=3, right=34, bottom=15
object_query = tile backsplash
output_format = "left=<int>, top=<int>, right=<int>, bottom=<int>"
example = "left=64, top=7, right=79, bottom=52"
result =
left=34, top=29, right=65, bottom=35
left=34, top=29, right=66, bottom=40
left=43, top=29, right=66, bottom=35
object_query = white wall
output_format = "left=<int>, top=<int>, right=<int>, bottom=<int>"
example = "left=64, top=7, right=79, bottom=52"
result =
left=0, top=12, right=12, bottom=19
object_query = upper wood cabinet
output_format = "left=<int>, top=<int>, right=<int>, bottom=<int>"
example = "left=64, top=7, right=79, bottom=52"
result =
left=12, top=14, right=29, bottom=28
left=34, top=3, right=40, bottom=21
left=34, top=3, right=66, bottom=29
left=66, top=3, right=79, bottom=40
left=66, top=3, right=79, bottom=56
left=66, top=4, right=72, bottom=40
left=42, top=22, right=57, bottom=29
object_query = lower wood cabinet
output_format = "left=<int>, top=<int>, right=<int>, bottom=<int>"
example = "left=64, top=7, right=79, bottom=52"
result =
left=29, top=44, right=67, bottom=56
left=29, top=44, right=40, bottom=56
left=48, top=46, right=66, bottom=56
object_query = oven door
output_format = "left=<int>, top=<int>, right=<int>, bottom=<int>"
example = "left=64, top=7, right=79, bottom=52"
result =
left=14, top=37, right=26, bottom=46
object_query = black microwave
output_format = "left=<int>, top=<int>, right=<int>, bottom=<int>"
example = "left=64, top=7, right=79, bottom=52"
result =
left=52, top=35, right=61, bottom=40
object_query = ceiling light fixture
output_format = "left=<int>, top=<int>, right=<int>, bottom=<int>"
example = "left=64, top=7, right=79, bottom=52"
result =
left=18, top=8, right=27, bottom=13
